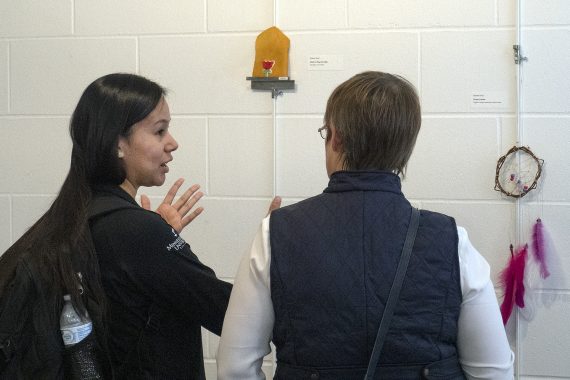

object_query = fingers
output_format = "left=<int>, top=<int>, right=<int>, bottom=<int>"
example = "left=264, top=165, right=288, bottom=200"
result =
left=173, top=184, right=202, bottom=211
left=140, top=194, right=151, bottom=210
left=266, top=196, right=282, bottom=216
left=178, top=190, right=204, bottom=216
left=163, top=178, right=185, bottom=205
left=180, top=206, right=205, bottom=230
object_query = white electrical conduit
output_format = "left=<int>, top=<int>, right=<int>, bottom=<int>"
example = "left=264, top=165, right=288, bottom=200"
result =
left=271, top=1, right=279, bottom=199
left=515, top=0, right=525, bottom=379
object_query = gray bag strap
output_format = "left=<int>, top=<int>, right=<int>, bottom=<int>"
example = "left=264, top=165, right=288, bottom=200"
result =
left=364, top=207, right=420, bottom=380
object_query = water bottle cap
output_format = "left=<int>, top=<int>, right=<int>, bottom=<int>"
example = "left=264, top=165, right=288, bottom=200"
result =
left=63, top=294, right=71, bottom=301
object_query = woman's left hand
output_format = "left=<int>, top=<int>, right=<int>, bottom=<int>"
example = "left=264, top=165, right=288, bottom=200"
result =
left=140, top=178, right=204, bottom=233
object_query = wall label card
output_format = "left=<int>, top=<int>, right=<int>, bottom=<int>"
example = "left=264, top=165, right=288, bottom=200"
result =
left=308, top=55, right=344, bottom=71
left=470, top=91, right=508, bottom=110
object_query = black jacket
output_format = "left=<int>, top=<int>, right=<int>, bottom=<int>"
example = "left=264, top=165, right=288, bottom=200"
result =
left=90, top=186, right=232, bottom=379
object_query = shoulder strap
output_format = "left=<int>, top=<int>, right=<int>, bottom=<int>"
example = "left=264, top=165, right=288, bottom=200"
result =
left=88, top=195, right=139, bottom=220
left=364, top=207, right=420, bottom=380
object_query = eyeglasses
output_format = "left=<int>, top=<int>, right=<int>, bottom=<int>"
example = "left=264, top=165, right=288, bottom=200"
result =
left=318, top=125, right=328, bottom=139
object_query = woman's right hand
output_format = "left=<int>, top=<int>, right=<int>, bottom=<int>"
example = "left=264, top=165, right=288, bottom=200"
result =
left=141, top=178, right=204, bottom=233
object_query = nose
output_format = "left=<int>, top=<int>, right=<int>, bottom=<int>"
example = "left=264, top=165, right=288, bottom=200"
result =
left=166, top=132, right=178, bottom=152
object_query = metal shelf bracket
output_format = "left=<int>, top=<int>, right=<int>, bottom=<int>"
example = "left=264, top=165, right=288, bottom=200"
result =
left=246, top=77, right=295, bottom=98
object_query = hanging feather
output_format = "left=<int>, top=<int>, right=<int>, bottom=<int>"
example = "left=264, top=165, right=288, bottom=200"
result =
left=499, top=244, right=528, bottom=325
left=499, top=245, right=517, bottom=325
left=532, top=218, right=550, bottom=279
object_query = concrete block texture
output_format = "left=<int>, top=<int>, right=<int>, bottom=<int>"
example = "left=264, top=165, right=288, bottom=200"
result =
left=0, top=0, right=71, bottom=38
left=276, top=117, right=329, bottom=198
left=421, top=30, right=516, bottom=113
left=523, top=117, right=570, bottom=202
left=404, top=117, right=500, bottom=200
left=525, top=0, right=570, bottom=24
left=522, top=30, right=570, bottom=113
left=0, top=197, right=10, bottom=254
left=10, top=39, right=136, bottom=115
left=208, top=0, right=273, bottom=32
left=280, top=32, right=419, bottom=114
left=349, top=0, right=495, bottom=28
left=278, top=0, right=346, bottom=30
left=183, top=198, right=271, bottom=278
left=208, top=117, right=274, bottom=197
left=0, top=42, right=7, bottom=114
left=139, top=35, right=273, bottom=115
left=75, top=0, right=204, bottom=35
left=500, top=116, right=518, bottom=153
left=499, top=0, right=570, bottom=26
left=497, top=0, right=515, bottom=26
left=0, top=118, right=70, bottom=194
left=519, top=291, right=570, bottom=377
left=11, top=196, right=55, bottom=243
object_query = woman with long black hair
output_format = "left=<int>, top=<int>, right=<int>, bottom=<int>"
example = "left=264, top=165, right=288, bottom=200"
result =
left=0, top=73, right=245, bottom=379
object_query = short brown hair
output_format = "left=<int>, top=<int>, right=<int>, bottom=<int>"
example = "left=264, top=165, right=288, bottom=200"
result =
left=324, top=71, right=421, bottom=176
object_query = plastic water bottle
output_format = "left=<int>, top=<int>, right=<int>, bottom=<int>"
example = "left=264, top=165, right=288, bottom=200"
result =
left=60, top=294, right=92, bottom=346
left=60, top=294, right=103, bottom=379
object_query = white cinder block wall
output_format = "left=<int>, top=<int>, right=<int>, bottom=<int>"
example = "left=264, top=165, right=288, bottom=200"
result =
left=1, top=0, right=569, bottom=378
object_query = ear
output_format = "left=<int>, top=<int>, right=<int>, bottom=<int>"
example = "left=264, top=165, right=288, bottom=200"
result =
left=329, top=127, right=343, bottom=153
left=117, top=137, right=127, bottom=158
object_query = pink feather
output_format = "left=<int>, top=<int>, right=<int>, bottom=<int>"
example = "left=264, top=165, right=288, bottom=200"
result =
left=499, top=244, right=527, bottom=325
left=532, top=218, right=550, bottom=278
left=499, top=245, right=517, bottom=325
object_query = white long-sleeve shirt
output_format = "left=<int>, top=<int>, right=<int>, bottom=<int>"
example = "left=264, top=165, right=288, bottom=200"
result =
left=218, top=216, right=515, bottom=380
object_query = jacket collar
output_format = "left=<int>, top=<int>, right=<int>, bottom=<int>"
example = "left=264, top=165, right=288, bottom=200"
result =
left=92, top=184, right=139, bottom=206
left=324, top=170, right=403, bottom=195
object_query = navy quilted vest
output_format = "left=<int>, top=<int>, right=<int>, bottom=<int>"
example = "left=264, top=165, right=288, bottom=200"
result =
left=269, top=171, right=464, bottom=379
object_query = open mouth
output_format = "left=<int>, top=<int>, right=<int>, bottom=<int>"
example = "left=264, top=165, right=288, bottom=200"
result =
left=161, top=158, right=172, bottom=169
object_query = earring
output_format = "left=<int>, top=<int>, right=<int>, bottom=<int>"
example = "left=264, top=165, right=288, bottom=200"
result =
left=118, top=150, right=124, bottom=158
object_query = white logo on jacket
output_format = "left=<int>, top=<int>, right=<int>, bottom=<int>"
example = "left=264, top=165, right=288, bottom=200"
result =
left=166, top=228, right=186, bottom=251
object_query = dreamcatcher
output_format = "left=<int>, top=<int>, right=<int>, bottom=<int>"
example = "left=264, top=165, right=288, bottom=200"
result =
left=495, top=146, right=549, bottom=325
left=494, top=145, right=543, bottom=198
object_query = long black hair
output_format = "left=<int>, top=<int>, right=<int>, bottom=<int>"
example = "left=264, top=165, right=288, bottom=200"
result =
left=0, top=73, right=165, bottom=324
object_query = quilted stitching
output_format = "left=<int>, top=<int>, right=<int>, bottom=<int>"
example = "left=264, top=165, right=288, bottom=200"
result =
left=270, top=172, right=461, bottom=369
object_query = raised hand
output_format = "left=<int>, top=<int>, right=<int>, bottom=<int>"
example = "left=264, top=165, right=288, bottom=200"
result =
left=266, top=196, right=282, bottom=216
left=141, top=178, right=204, bottom=233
